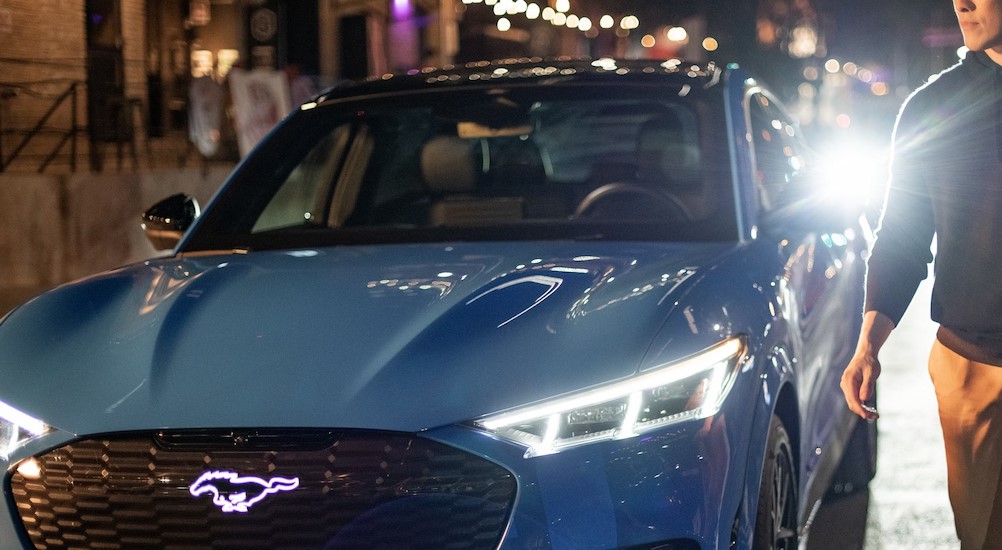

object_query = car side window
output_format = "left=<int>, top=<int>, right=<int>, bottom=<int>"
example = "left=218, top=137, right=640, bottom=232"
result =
left=748, top=94, right=807, bottom=212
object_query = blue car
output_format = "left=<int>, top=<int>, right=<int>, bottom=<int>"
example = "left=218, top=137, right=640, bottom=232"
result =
left=0, top=58, right=874, bottom=549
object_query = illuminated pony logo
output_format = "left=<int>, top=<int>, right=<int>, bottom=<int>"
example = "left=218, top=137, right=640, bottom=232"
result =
left=189, top=470, right=300, bottom=513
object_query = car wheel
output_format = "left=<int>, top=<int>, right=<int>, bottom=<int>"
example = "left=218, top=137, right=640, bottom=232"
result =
left=830, top=415, right=878, bottom=495
left=753, top=415, right=798, bottom=550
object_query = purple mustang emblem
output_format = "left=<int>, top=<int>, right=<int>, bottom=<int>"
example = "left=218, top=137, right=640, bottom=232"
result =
left=189, top=470, right=300, bottom=513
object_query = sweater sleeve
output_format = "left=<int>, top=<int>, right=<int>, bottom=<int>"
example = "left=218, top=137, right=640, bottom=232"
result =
left=863, top=92, right=936, bottom=326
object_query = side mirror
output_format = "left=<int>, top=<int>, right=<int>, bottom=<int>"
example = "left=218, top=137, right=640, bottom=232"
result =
left=141, top=194, right=200, bottom=250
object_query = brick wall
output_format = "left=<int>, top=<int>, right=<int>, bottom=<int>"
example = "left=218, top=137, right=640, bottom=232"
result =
left=0, top=0, right=148, bottom=174
left=121, top=0, right=147, bottom=107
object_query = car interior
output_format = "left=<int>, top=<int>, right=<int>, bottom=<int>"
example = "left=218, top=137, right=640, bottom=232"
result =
left=247, top=98, right=732, bottom=240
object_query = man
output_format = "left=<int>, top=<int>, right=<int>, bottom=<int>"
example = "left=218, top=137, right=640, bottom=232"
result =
left=841, top=0, right=1002, bottom=547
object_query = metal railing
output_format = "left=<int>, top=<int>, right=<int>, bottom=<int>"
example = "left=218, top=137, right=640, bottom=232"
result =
left=0, top=80, right=83, bottom=173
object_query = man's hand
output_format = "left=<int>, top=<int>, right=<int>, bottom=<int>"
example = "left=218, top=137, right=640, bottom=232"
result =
left=841, top=352, right=881, bottom=420
left=841, top=310, right=895, bottom=420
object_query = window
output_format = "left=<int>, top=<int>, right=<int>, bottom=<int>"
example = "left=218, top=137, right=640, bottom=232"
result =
left=189, top=85, right=739, bottom=250
left=748, top=93, right=807, bottom=212
left=253, top=124, right=351, bottom=232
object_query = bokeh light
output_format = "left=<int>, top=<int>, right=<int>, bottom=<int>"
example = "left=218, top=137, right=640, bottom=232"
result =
left=666, top=26, right=688, bottom=42
left=620, top=15, right=639, bottom=30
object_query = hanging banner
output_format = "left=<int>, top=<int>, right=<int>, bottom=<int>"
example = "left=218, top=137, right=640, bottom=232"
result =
left=228, top=68, right=291, bottom=157
left=188, top=76, right=225, bottom=158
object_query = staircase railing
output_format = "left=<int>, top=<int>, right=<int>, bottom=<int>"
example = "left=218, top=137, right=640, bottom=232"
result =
left=0, top=80, right=83, bottom=173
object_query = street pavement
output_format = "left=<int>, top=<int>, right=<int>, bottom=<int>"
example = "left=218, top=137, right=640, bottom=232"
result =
left=0, top=278, right=959, bottom=548
left=810, top=276, right=957, bottom=549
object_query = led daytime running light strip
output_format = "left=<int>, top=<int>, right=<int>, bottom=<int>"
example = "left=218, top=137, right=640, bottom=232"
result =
left=479, top=337, right=744, bottom=431
left=0, top=401, right=47, bottom=436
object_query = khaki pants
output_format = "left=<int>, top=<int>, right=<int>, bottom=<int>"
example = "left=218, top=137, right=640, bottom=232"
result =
left=929, top=339, right=1002, bottom=549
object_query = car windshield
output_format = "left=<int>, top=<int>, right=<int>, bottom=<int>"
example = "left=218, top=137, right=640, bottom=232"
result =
left=184, top=83, right=736, bottom=251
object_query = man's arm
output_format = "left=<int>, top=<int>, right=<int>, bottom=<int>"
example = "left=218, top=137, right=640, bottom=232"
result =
left=841, top=310, right=895, bottom=420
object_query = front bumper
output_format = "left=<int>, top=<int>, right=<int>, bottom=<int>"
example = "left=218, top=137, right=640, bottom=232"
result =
left=2, top=413, right=750, bottom=550
left=428, top=412, right=748, bottom=550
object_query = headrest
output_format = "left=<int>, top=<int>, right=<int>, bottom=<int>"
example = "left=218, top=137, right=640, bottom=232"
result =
left=485, top=137, right=546, bottom=187
left=636, top=113, right=701, bottom=189
left=421, top=136, right=478, bottom=194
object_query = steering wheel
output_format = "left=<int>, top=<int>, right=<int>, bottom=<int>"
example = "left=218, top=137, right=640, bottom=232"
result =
left=574, top=182, right=693, bottom=221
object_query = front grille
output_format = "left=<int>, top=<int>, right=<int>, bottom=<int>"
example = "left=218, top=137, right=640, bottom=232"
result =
left=8, top=429, right=515, bottom=549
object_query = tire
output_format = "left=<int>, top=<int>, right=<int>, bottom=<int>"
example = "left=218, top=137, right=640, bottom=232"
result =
left=830, top=415, right=878, bottom=495
left=753, top=415, right=798, bottom=550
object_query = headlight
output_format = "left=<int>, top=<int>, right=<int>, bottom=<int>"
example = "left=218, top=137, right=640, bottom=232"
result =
left=473, top=337, right=747, bottom=457
left=0, top=400, right=50, bottom=458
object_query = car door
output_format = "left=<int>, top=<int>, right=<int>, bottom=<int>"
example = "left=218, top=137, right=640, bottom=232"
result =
left=747, top=91, right=867, bottom=496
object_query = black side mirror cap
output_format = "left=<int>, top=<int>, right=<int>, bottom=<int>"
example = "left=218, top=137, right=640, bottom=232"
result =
left=141, top=194, right=200, bottom=251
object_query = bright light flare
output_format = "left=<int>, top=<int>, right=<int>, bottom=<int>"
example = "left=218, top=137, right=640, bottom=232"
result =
left=0, top=401, right=46, bottom=436
left=0, top=400, right=50, bottom=458
left=817, top=138, right=890, bottom=210
left=16, top=458, right=42, bottom=480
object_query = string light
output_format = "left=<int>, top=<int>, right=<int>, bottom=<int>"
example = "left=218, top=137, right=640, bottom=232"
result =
left=461, top=0, right=637, bottom=39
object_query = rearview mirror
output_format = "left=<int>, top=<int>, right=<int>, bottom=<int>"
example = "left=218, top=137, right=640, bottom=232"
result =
left=141, top=193, right=200, bottom=251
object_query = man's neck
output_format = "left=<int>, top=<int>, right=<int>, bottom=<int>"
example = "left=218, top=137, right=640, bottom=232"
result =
left=987, top=47, right=1002, bottom=66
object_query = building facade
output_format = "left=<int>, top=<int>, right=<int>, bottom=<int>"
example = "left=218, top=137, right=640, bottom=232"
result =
left=0, top=0, right=458, bottom=173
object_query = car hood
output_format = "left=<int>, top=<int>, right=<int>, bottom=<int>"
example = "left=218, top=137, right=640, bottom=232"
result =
left=0, top=241, right=736, bottom=436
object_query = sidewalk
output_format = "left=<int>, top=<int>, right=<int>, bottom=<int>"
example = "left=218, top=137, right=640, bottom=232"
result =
left=860, top=276, right=956, bottom=548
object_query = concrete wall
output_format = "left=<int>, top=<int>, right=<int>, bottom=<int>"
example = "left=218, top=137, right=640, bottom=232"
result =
left=0, top=165, right=234, bottom=294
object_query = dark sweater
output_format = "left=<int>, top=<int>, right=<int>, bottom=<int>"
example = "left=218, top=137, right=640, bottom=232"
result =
left=865, top=50, right=1002, bottom=365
